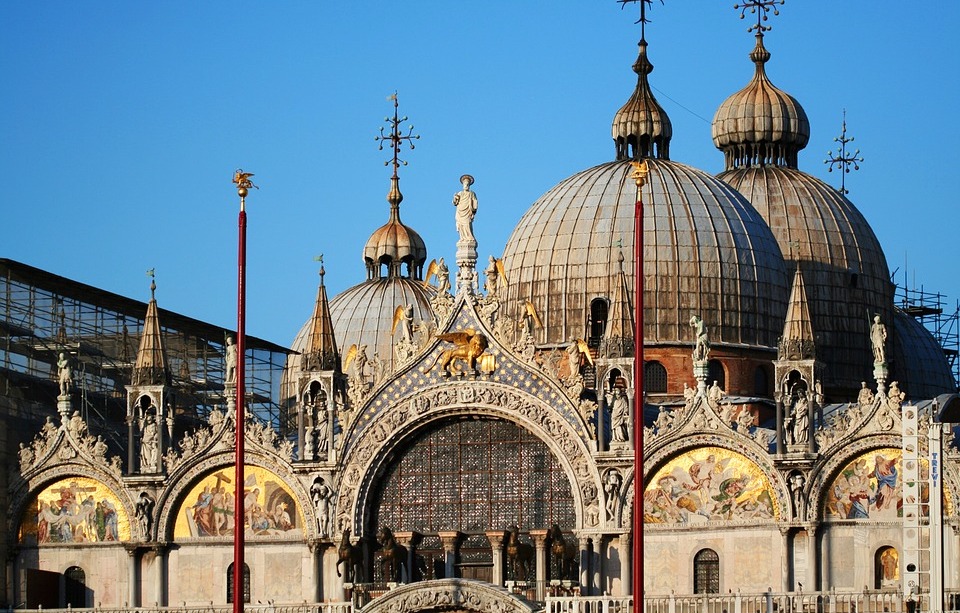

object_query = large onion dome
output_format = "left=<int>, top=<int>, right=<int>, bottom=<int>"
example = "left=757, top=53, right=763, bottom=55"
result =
left=891, top=309, right=956, bottom=399
left=503, top=40, right=789, bottom=352
left=712, top=32, right=893, bottom=399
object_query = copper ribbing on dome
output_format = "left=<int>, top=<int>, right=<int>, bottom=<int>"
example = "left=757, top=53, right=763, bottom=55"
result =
left=612, top=39, right=672, bottom=161
left=302, top=261, right=340, bottom=372
left=133, top=275, right=170, bottom=386
left=365, top=93, right=426, bottom=280
left=711, top=32, right=809, bottom=169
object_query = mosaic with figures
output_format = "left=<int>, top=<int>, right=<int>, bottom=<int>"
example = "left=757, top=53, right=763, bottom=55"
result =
left=174, top=466, right=304, bottom=538
left=20, top=477, right=131, bottom=544
left=644, top=447, right=778, bottom=523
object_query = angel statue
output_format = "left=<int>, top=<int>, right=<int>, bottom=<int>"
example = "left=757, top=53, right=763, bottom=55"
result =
left=391, top=304, right=414, bottom=342
left=484, top=256, right=508, bottom=298
left=424, top=257, right=451, bottom=294
left=519, top=301, right=543, bottom=336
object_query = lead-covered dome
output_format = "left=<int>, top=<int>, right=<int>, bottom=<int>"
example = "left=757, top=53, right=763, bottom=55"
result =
left=713, top=32, right=893, bottom=398
left=504, top=39, right=789, bottom=351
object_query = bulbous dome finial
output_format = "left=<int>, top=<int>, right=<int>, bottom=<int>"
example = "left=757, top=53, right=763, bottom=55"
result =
left=612, top=39, right=672, bottom=161
left=712, top=33, right=809, bottom=169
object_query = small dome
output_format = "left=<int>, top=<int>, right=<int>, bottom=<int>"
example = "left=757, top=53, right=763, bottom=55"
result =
left=503, top=158, right=789, bottom=349
left=891, top=309, right=956, bottom=399
left=363, top=177, right=427, bottom=280
left=612, top=40, right=672, bottom=161
left=712, top=34, right=809, bottom=169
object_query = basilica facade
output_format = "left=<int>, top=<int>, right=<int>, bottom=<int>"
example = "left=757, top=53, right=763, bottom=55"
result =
left=4, top=4, right=959, bottom=612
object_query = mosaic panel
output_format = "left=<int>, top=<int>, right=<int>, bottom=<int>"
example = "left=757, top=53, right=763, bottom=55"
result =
left=19, top=476, right=131, bottom=544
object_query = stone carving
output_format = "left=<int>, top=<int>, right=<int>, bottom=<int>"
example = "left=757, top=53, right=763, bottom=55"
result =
left=225, top=335, right=237, bottom=385
left=788, top=473, right=805, bottom=520
left=857, top=381, right=875, bottom=408
left=887, top=381, right=905, bottom=411
left=18, top=443, right=35, bottom=471
left=653, top=405, right=674, bottom=435
left=453, top=174, right=478, bottom=244
left=788, top=391, right=809, bottom=446
left=67, top=411, right=88, bottom=440
left=310, top=476, right=334, bottom=538
left=603, top=468, right=622, bottom=523
left=57, top=352, right=73, bottom=397
left=431, top=291, right=455, bottom=329
left=135, top=491, right=155, bottom=540
left=140, top=414, right=160, bottom=472
left=690, top=314, right=710, bottom=362
left=870, top=314, right=887, bottom=364
left=608, top=387, right=631, bottom=442
left=484, top=256, right=506, bottom=298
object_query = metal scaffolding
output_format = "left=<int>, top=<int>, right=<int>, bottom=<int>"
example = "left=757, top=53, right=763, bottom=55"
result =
left=0, top=259, right=292, bottom=450
left=896, top=281, right=960, bottom=390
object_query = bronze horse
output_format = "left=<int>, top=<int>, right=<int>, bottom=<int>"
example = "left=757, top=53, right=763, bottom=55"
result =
left=505, top=525, right=534, bottom=581
left=548, top=524, right=577, bottom=581
left=376, top=526, right=408, bottom=583
left=336, top=528, right=364, bottom=583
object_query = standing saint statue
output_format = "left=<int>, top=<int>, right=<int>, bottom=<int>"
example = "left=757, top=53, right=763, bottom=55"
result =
left=690, top=315, right=710, bottom=362
left=57, top=352, right=72, bottom=397
left=225, top=335, right=238, bottom=384
left=870, top=314, right=887, bottom=364
left=453, top=174, right=478, bottom=243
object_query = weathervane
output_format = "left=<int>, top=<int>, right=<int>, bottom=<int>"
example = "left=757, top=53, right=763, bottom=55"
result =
left=824, top=110, right=863, bottom=195
left=734, top=0, right=784, bottom=34
left=617, top=0, right=662, bottom=40
left=376, top=92, right=420, bottom=178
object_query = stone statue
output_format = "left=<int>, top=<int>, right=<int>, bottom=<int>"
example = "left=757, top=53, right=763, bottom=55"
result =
left=140, top=414, right=159, bottom=472
left=57, top=352, right=72, bottom=396
left=316, top=410, right=329, bottom=456
left=225, top=335, right=237, bottom=384
left=135, top=491, right=155, bottom=540
left=392, top=304, right=414, bottom=343
left=67, top=411, right=87, bottom=439
left=870, top=314, right=887, bottom=364
left=690, top=315, right=710, bottom=362
left=18, top=443, right=34, bottom=471
left=791, top=391, right=809, bottom=445
left=603, top=469, right=622, bottom=522
left=452, top=174, right=478, bottom=243
left=608, top=387, right=630, bottom=442
left=857, top=381, right=874, bottom=407
left=788, top=473, right=805, bottom=518
left=310, top=477, right=333, bottom=538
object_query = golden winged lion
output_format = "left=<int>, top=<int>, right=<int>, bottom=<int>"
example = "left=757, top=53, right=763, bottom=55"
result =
left=426, top=329, right=489, bottom=376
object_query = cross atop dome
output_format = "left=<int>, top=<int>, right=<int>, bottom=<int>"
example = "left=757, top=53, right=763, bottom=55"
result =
left=376, top=92, right=420, bottom=181
left=617, top=0, right=660, bottom=42
left=734, top=0, right=784, bottom=34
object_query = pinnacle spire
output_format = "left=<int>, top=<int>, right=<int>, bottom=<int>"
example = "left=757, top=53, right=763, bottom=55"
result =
left=778, top=265, right=815, bottom=361
left=605, top=251, right=635, bottom=349
left=303, top=257, right=340, bottom=372
left=133, top=272, right=170, bottom=386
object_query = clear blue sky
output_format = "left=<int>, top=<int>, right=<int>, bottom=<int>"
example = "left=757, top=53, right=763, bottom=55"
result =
left=2, top=2, right=957, bottom=346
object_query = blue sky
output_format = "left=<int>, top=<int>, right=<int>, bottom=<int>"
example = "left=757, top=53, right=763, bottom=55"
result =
left=2, top=1, right=957, bottom=346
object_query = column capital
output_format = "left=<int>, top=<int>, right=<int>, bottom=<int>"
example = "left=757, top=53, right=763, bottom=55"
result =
left=485, top=529, right=507, bottom=548
left=530, top=529, right=549, bottom=548
left=438, top=530, right=462, bottom=551
left=394, top=530, right=423, bottom=549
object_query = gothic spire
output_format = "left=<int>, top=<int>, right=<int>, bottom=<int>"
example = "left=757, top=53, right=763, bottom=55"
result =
left=132, top=272, right=170, bottom=386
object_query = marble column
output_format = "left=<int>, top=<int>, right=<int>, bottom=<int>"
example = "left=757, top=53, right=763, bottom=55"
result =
left=124, top=544, right=139, bottom=608
left=308, top=539, right=323, bottom=602
left=592, top=535, right=603, bottom=595
left=395, top=531, right=422, bottom=583
left=806, top=524, right=819, bottom=590
left=486, top=530, right=507, bottom=586
left=578, top=535, right=590, bottom=595
left=531, top=529, right=548, bottom=601
left=438, top=531, right=461, bottom=579
left=596, top=392, right=607, bottom=452
left=152, top=543, right=168, bottom=606
left=619, top=533, right=631, bottom=596
left=779, top=528, right=790, bottom=592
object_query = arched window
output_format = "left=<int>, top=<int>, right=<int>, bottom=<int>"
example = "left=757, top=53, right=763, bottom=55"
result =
left=754, top=366, right=770, bottom=397
left=227, top=563, right=251, bottom=604
left=590, top=298, right=609, bottom=343
left=875, top=546, right=899, bottom=588
left=693, top=549, right=720, bottom=594
left=64, top=566, right=86, bottom=608
left=644, top=361, right=668, bottom=394
left=708, top=360, right=725, bottom=391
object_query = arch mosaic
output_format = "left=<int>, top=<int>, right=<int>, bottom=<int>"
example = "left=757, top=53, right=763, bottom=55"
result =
left=822, top=447, right=953, bottom=521
left=643, top=446, right=782, bottom=524
left=157, top=451, right=314, bottom=541
left=19, top=475, right=131, bottom=545
left=335, top=388, right=598, bottom=536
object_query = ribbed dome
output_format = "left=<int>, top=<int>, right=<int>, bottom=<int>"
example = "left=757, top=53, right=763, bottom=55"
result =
left=720, top=167, right=893, bottom=396
left=503, top=158, right=789, bottom=349
left=891, top=309, right=956, bottom=399
left=363, top=177, right=427, bottom=280
left=289, top=277, right=434, bottom=374
left=612, top=39, right=672, bottom=161
left=712, top=34, right=809, bottom=169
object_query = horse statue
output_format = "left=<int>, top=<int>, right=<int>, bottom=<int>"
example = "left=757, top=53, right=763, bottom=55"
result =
left=336, top=528, right=364, bottom=583
left=548, top=524, right=577, bottom=581
left=376, top=526, right=408, bottom=583
left=505, top=525, right=534, bottom=581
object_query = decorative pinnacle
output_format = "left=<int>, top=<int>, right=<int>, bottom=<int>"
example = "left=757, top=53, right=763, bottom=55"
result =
left=232, top=168, right=258, bottom=209
left=314, top=254, right=325, bottom=282
left=146, top=268, right=156, bottom=299
left=630, top=159, right=649, bottom=190
left=617, top=0, right=662, bottom=41
left=376, top=92, right=420, bottom=179
left=824, top=110, right=863, bottom=195
left=734, top=0, right=784, bottom=34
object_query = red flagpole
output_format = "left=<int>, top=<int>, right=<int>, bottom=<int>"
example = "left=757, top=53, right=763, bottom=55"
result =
left=233, top=171, right=252, bottom=612
left=631, top=160, right=648, bottom=609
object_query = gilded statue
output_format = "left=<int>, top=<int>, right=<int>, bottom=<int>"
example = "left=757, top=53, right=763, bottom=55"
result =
left=426, top=329, right=489, bottom=376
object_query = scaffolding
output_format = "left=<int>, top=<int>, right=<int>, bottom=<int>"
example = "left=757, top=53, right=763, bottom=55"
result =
left=895, top=281, right=960, bottom=390
left=0, top=259, right=292, bottom=450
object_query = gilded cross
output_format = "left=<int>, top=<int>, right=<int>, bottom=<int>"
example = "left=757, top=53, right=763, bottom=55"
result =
left=376, top=92, right=420, bottom=178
